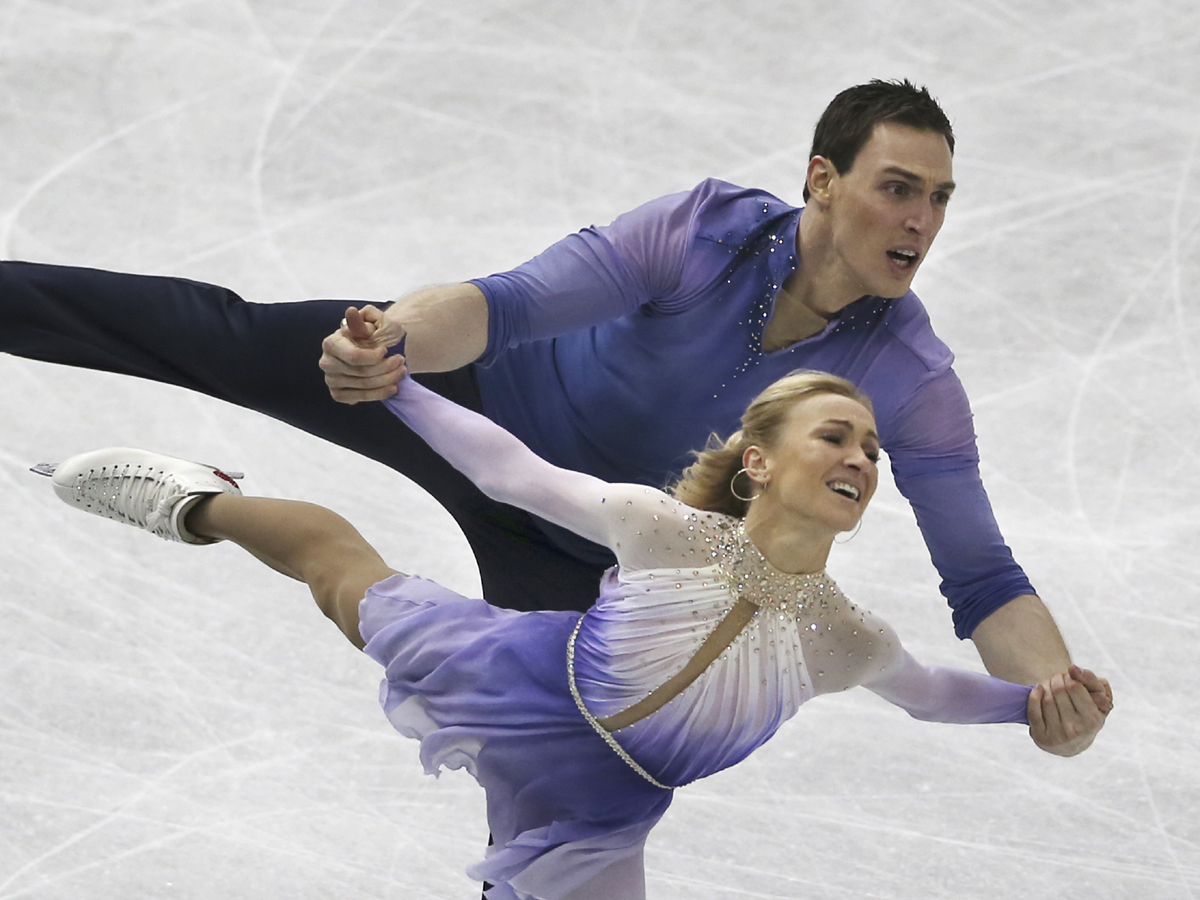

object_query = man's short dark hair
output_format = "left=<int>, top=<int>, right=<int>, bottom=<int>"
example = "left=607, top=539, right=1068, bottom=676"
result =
left=803, top=79, right=954, bottom=201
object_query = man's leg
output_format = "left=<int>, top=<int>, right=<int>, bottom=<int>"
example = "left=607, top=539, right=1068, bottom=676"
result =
left=1, top=260, right=411, bottom=448
left=3, top=260, right=607, bottom=612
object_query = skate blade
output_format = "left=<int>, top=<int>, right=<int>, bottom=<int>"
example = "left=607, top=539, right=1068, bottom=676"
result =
left=31, top=461, right=243, bottom=480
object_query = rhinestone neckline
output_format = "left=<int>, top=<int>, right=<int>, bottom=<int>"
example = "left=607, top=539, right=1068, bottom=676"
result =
left=714, top=518, right=842, bottom=616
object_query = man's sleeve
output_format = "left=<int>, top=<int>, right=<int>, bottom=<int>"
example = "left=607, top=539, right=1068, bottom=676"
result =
left=471, top=186, right=705, bottom=364
left=885, top=370, right=1037, bottom=639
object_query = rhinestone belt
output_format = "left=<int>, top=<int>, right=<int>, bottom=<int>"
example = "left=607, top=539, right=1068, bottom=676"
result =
left=565, top=615, right=673, bottom=791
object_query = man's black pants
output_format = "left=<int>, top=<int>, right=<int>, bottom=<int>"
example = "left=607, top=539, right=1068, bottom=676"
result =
left=0, top=260, right=610, bottom=611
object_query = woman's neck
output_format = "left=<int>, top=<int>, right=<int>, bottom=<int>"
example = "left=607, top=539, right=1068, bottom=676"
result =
left=741, top=499, right=834, bottom=575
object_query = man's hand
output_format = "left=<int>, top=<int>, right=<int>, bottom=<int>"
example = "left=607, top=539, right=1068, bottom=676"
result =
left=1027, top=665, right=1111, bottom=757
left=320, top=305, right=407, bottom=404
left=318, top=284, right=489, bottom=401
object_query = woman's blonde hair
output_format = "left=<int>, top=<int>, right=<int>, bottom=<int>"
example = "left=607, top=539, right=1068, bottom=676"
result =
left=670, top=370, right=874, bottom=517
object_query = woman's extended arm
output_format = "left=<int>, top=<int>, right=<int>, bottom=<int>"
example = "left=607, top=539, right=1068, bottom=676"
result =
left=382, top=371, right=692, bottom=571
left=383, top=374, right=616, bottom=546
left=861, top=639, right=1113, bottom=753
left=861, top=640, right=1032, bottom=725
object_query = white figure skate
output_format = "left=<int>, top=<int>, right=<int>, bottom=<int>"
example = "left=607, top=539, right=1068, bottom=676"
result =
left=33, top=448, right=244, bottom=544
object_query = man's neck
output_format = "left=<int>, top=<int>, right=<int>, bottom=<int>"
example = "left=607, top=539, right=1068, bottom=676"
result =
left=761, top=282, right=833, bottom=352
left=762, top=210, right=861, bottom=352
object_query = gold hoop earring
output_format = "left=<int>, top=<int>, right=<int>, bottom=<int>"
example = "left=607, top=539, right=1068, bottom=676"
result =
left=730, top=467, right=761, bottom=503
left=834, top=518, right=863, bottom=544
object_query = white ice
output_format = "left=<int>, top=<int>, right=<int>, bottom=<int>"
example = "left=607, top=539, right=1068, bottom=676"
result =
left=0, top=2, right=1197, bottom=898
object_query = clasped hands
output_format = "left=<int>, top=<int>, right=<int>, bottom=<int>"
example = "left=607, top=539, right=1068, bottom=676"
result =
left=320, top=305, right=408, bottom=403
left=1029, top=665, right=1112, bottom=757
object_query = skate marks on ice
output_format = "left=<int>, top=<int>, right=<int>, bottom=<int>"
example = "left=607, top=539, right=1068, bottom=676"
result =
left=0, top=2, right=1198, bottom=898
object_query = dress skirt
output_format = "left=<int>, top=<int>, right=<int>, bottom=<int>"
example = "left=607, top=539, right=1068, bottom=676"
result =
left=358, top=574, right=674, bottom=900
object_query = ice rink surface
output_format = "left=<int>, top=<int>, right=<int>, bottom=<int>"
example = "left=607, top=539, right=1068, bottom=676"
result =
left=0, top=1, right=1197, bottom=897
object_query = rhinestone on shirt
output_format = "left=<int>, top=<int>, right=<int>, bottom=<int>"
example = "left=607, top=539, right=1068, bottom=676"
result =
left=712, top=517, right=843, bottom=616
left=566, top=512, right=849, bottom=789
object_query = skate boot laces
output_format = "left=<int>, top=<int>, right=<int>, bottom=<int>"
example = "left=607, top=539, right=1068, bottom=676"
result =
left=70, top=460, right=196, bottom=540
left=36, top=448, right=244, bottom=543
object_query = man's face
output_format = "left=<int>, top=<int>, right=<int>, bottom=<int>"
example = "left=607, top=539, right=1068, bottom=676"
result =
left=821, top=122, right=955, bottom=306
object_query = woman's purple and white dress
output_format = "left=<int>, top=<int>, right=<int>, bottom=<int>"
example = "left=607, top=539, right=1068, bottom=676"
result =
left=363, top=379, right=1030, bottom=900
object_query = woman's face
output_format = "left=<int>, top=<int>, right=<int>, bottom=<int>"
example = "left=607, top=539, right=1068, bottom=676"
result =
left=747, top=394, right=880, bottom=534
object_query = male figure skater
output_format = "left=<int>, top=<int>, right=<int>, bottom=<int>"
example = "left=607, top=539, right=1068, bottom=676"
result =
left=1, top=81, right=1109, bottom=757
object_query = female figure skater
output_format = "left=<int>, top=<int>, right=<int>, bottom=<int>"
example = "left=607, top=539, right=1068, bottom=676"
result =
left=39, top=343, right=1101, bottom=900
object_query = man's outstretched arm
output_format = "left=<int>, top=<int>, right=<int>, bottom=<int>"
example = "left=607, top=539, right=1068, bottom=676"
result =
left=972, top=594, right=1111, bottom=757
left=320, top=185, right=718, bottom=404
left=883, top=373, right=1111, bottom=757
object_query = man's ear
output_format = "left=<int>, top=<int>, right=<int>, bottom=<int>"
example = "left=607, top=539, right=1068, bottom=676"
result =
left=806, top=155, right=836, bottom=208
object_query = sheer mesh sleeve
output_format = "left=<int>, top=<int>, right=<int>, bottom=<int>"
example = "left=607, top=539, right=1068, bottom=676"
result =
left=383, top=377, right=706, bottom=571
left=859, top=622, right=1031, bottom=724
left=793, top=597, right=1030, bottom=724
